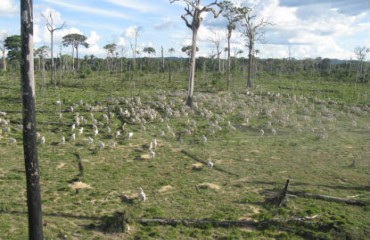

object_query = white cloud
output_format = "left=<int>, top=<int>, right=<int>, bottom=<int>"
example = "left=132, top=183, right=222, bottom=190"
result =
left=105, top=0, right=158, bottom=12
left=0, top=0, right=18, bottom=16
left=117, top=37, right=126, bottom=47
left=224, top=0, right=369, bottom=59
left=86, top=31, right=100, bottom=45
left=43, top=0, right=129, bottom=19
left=124, top=26, right=142, bottom=39
left=154, top=18, right=176, bottom=30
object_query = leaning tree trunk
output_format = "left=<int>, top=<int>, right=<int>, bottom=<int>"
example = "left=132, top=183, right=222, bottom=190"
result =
left=187, top=30, right=198, bottom=107
left=20, top=0, right=44, bottom=239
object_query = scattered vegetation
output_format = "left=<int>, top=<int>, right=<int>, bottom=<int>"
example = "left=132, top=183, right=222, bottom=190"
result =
left=0, top=65, right=369, bottom=239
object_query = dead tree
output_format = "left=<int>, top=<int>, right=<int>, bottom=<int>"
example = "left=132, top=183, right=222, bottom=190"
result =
left=353, top=46, right=369, bottom=83
left=218, top=1, right=243, bottom=92
left=41, top=11, right=65, bottom=87
left=21, top=0, right=44, bottom=238
left=170, top=0, right=221, bottom=107
left=209, top=31, right=223, bottom=74
left=238, top=7, right=271, bottom=89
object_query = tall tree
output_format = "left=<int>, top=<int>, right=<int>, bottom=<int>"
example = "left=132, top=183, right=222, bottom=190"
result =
left=238, top=7, right=271, bottom=88
left=103, top=43, right=117, bottom=71
left=170, top=0, right=221, bottom=107
left=35, top=46, right=49, bottom=91
left=20, top=0, right=44, bottom=238
left=354, top=46, right=370, bottom=82
left=209, top=31, right=223, bottom=74
left=128, top=26, right=142, bottom=69
left=168, top=47, right=175, bottom=81
left=41, top=11, right=65, bottom=86
left=4, top=35, right=22, bottom=63
left=62, top=33, right=89, bottom=71
left=143, top=46, right=156, bottom=58
left=218, top=0, right=242, bottom=91
left=143, top=47, right=156, bottom=70
left=161, top=46, right=165, bottom=73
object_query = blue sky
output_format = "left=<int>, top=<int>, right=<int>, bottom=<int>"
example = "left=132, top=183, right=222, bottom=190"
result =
left=0, top=0, right=369, bottom=60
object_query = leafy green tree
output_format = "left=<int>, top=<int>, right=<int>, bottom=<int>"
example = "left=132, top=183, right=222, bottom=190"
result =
left=104, top=43, right=117, bottom=57
left=104, top=43, right=117, bottom=71
left=62, top=33, right=89, bottom=71
left=143, top=47, right=156, bottom=70
left=4, top=35, right=21, bottom=62
left=34, top=45, right=49, bottom=71
left=181, top=45, right=199, bottom=57
left=143, top=47, right=156, bottom=58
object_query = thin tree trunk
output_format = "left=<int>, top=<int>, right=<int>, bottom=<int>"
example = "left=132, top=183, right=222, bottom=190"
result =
left=20, top=0, right=44, bottom=238
left=76, top=46, right=79, bottom=71
left=187, top=30, right=198, bottom=107
left=71, top=46, right=74, bottom=70
left=161, top=46, right=165, bottom=73
left=51, top=30, right=55, bottom=86
left=227, top=30, right=231, bottom=92
left=247, top=39, right=253, bottom=88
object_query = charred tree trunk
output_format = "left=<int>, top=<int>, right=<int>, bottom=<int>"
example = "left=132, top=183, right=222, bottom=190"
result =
left=20, top=0, right=44, bottom=238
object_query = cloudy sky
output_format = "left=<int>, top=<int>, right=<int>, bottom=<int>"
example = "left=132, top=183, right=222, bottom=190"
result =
left=0, top=0, right=369, bottom=60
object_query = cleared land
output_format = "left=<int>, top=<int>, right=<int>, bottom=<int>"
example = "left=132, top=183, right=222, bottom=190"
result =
left=0, top=71, right=369, bottom=239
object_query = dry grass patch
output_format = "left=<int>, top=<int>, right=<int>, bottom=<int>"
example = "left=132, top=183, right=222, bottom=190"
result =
left=68, top=181, right=92, bottom=190
left=138, top=154, right=151, bottom=160
left=56, top=162, right=66, bottom=169
left=158, top=185, right=174, bottom=194
left=197, top=183, right=221, bottom=191
left=191, top=163, right=203, bottom=170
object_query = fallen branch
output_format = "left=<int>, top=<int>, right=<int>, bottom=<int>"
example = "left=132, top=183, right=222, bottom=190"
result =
left=136, top=218, right=257, bottom=228
left=288, top=190, right=369, bottom=206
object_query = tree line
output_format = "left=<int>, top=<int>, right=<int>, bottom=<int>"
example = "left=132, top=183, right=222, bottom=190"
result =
left=0, top=0, right=369, bottom=106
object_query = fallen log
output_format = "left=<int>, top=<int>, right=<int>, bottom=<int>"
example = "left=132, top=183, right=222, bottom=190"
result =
left=287, top=190, right=369, bottom=206
left=136, top=218, right=257, bottom=228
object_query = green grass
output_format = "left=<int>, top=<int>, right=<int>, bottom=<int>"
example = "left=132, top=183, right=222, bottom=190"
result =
left=0, top=70, right=369, bottom=239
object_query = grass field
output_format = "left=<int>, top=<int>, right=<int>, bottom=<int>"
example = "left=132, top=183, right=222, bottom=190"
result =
left=0, top=70, right=369, bottom=239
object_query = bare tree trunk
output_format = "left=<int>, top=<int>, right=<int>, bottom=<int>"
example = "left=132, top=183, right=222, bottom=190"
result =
left=227, top=30, right=231, bottom=92
left=50, top=31, right=55, bottom=86
left=161, top=46, right=165, bottom=73
left=187, top=30, right=198, bottom=107
left=20, top=0, right=44, bottom=238
left=71, top=46, right=75, bottom=70
left=247, top=38, right=253, bottom=88
left=76, top=46, right=80, bottom=71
